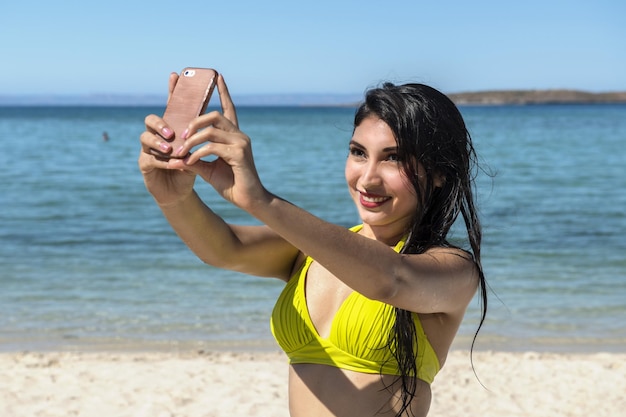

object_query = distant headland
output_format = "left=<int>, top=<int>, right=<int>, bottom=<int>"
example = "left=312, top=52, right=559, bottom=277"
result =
left=1, top=90, right=625, bottom=106
left=447, top=89, right=626, bottom=105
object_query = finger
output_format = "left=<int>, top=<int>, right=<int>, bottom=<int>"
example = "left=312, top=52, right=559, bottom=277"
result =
left=173, top=126, right=228, bottom=163
left=177, top=122, right=249, bottom=159
left=217, top=74, right=239, bottom=128
left=186, top=111, right=239, bottom=139
left=167, top=72, right=179, bottom=104
left=140, top=130, right=174, bottom=156
left=183, top=138, right=242, bottom=166
left=171, top=112, right=238, bottom=157
left=144, top=114, right=174, bottom=136
left=167, top=156, right=214, bottom=176
left=142, top=114, right=176, bottom=157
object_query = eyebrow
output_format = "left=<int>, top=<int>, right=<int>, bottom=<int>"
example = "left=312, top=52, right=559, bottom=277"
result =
left=349, top=140, right=398, bottom=153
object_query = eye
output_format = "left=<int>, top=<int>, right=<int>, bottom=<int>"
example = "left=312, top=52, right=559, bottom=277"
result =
left=386, top=153, right=401, bottom=162
left=349, top=146, right=366, bottom=159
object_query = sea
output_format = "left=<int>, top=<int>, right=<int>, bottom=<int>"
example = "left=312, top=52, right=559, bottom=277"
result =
left=1, top=103, right=625, bottom=353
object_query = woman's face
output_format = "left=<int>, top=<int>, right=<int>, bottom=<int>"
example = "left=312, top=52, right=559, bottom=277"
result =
left=345, top=116, right=418, bottom=239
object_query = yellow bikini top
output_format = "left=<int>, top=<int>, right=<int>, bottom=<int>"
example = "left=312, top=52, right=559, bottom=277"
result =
left=270, top=225, right=441, bottom=384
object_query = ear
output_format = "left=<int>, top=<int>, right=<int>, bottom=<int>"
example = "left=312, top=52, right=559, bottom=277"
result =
left=433, top=171, right=446, bottom=188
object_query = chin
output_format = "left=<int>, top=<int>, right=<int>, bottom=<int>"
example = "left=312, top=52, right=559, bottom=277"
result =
left=358, top=212, right=392, bottom=228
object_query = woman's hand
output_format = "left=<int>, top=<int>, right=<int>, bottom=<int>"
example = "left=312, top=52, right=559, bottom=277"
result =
left=138, top=72, right=197, bottom=206
left=139, top=72, right=267, bottom=210
left=165, top=75, right=271, bottom=212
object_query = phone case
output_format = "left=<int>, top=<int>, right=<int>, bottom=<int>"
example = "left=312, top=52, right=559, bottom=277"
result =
left=151, top=67, right=218, bottom=159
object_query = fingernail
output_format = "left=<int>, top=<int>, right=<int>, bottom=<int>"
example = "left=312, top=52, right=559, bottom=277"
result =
left=162, top=127, right=173, bottom=138
left=159, top=142, right=170, bottom=152
left=181, top=128, right=189, bottom=140
left=175, top=146, right=185, bottom=156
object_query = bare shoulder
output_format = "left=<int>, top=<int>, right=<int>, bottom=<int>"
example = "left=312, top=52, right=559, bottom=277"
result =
left=390, top=246, right=479, bottom=315
left=406, top=245, right=478, bottom=280
left=421, top=246, right=477, bottom=274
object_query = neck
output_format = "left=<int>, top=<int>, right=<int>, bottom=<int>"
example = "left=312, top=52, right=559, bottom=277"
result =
left=358, top=224, right=407, bottom=247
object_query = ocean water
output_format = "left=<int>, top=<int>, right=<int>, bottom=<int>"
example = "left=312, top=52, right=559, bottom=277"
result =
left=1, top=104, right=625, bottom=353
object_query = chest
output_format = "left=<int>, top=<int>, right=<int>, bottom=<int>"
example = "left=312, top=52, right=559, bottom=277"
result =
left=304, top=261, right=355, bottom=339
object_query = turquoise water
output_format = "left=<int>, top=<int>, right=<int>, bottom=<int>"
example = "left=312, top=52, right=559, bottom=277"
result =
left=1, top=104, right=625, bottom=352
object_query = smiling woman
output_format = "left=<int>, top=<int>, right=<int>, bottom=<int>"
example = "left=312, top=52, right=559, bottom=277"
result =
left=138, top=74, right=486, bottom=416
left=346, top=117, right=419, bottom=231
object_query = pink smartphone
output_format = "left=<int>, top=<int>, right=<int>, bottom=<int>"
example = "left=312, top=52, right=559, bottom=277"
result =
left=150, top=67, right=218, bottom=159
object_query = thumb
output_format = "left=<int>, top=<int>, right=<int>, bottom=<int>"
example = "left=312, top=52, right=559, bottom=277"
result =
left=174, top=157, right=225, bottom=185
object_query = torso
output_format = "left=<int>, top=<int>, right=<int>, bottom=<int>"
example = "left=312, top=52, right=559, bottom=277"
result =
left=290, top=259, right=432, bottom=417
left=272, top=229, right=465, bottom=416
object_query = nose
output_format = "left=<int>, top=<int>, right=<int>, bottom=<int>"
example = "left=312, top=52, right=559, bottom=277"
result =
left=360, top=160, right=383, bottom=187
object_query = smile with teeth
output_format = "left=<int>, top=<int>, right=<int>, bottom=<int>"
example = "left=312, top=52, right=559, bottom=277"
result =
left=359, top=191, right=391, bottom=207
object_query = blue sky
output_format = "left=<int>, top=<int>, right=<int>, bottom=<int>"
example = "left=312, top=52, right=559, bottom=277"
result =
left=1, top=0, right=624, bottom=97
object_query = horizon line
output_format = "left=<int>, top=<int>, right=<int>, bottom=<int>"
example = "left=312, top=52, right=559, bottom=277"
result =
left=1, top=89, right=625, bottom=106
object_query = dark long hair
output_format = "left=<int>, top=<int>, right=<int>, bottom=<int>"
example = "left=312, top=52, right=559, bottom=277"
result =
left=354, top=83, right=487, bottom=416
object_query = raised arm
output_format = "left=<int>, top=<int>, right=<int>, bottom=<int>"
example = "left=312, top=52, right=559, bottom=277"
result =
left=138, top=73, right=299, bottom=280
left=157, top=191, right=298, bottom=279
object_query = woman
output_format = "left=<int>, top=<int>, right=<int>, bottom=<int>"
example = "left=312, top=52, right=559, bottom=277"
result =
left=139, top=73, right=487, bottom=417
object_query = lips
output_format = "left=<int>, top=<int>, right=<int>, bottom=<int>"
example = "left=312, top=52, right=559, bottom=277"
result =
left=359, top=191, right=391, bottom=208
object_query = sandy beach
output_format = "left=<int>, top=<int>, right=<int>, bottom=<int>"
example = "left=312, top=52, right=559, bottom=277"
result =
left=2, top=349, right=624, bottom=417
